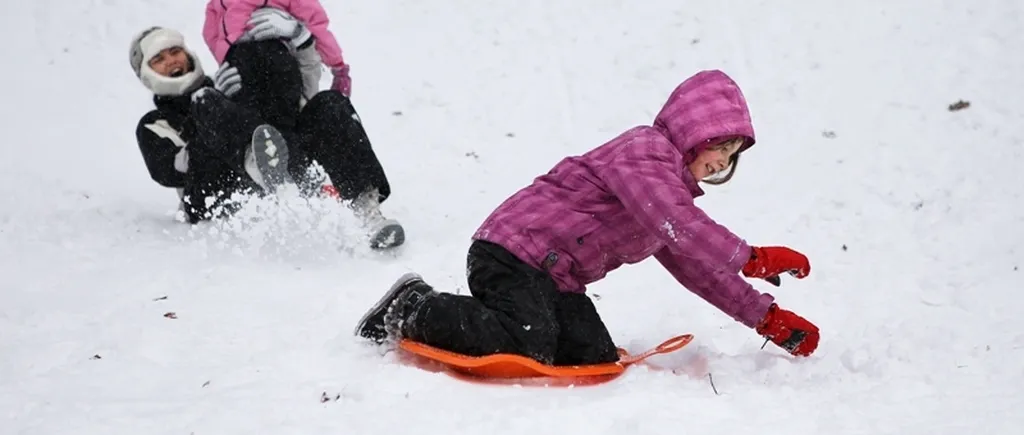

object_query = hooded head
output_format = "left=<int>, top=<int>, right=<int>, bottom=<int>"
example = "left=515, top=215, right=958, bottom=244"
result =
left=653, top=70, right=756, bottom=165
left=129, top=27, right=206, bottom=96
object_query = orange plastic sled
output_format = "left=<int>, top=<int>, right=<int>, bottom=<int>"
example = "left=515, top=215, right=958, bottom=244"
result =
left=398, top=334, right=693, bottom=386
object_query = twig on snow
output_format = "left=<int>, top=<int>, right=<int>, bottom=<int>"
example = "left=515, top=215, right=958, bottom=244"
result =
left=708, top=373, right=719, bottom=395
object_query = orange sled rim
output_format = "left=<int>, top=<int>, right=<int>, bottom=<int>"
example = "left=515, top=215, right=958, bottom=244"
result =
left=398, top=333, right=693, bottom=380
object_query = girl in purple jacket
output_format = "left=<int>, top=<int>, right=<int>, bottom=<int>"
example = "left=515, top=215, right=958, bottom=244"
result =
left=355, top=70, right=820, bottom=364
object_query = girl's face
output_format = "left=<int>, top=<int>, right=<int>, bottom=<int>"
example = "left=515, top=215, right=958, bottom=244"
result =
left=687, top=138, right=743, bottom=181
left=147, top=46, right=190, bottom=77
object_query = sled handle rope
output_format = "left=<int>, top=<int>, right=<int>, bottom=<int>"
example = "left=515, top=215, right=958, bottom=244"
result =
left=617, top=334, right=694, bottom=366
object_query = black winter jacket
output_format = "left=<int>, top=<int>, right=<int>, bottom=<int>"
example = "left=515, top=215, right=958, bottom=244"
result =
left=134, top=77, right=214, bottom=188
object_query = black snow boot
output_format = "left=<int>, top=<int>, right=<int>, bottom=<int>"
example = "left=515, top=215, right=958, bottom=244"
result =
left=354, top=272, right=436, bottom=344
left=350, top=188, right=405, bottom=250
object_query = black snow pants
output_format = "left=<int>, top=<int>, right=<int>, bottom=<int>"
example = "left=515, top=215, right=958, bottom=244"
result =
left=181, top=88, right=266, bottom=223
left=400, top=240, right=620, bottom=366
left=226, top=40, right=391, bottom=202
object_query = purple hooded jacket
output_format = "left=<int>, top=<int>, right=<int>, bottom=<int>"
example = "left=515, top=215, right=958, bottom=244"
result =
left=473, top=70, right=774, bottom=328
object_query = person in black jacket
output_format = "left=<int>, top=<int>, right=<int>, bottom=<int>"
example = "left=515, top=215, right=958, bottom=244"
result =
left=130, top=20, right=404, bottom=249
left=130, top=26, right=288, bottom=224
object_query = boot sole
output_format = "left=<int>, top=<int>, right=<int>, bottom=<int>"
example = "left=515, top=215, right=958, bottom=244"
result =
left=251, top=125, right=293, bottom=192
left=370, top=221, right=406, bottom=250
left=353, top=272, right=424, bottom=340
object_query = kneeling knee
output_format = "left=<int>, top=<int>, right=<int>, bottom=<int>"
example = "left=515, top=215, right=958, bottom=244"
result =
left=517, top=321, right=561, bottom=364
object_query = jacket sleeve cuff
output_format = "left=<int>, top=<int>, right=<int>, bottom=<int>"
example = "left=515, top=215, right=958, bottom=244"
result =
left=726, top=241, right=753, bottom=274
left=291, top=27, right=314, bottom=50
left=739, top=292, right=775, bottom=329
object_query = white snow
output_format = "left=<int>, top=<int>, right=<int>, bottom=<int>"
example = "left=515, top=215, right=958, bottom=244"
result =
left=660, top=220, right=677, bottom=241
left=3, top=0, right=1024, bottom=434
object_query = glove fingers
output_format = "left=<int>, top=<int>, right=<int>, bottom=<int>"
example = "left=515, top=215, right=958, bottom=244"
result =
left=214, top=65, right=242, bottom=96
left=247, top=15, right=272, bottom=27
left=213, top=65, right=232, bottom=84
left=218, top=73, right=241, bottom=94
left=214, top=65, right=235, bottom=80
left=249, top=10, right=273, bottom=20
left=252, top=8, right=286, bottom=19
left=246, top=20, right=273, bottom=34
left=219, top=73, right=241, bottom=90
left=220, top=74, right=241, bottom=89
left=248, top=26, right=280, bottom=41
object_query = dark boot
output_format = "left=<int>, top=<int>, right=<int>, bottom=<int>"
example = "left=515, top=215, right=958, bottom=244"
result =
left=354, top=273, right=437, bottom=344
left=350, top=188, right=405, bottom=250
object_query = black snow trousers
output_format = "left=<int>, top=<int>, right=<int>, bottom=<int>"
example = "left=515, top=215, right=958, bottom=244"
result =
left=293, top=91, right=391, bottom=201
left=182, top=88, right=266, bottom=223
left=226, top=40, right=391, bottom=202
left=401, top=240, right=620, bottom=366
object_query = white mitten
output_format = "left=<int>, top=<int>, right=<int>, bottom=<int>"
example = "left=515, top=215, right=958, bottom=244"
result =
left=239, top=8, right=312, bottom=48
left=213, top=63, right=242, bottom=97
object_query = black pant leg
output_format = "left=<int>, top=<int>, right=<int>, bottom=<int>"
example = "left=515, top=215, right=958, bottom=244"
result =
left=190, top=88, right=264, bottom=171
left=552, top=292, right=619, bottom=365
left=295, top=90, right=391, bottom=201
left=400, top=240, right=561, bottom=364
left=225, top=40, right=303, bottom=131
left=180, top=148, right=257, bottom=223
left=178, top=89, right=267, bottom=222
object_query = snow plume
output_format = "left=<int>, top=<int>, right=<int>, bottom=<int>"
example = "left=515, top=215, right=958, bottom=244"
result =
left=175, top=187, right=375, bottom=263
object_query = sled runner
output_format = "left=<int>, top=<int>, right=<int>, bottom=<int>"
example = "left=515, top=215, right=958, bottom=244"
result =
left=397, top=333, right=693, bottom=386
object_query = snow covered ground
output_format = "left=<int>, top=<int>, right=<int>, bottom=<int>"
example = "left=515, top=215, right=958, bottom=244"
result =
left=3, top=0, right=1023, bottom=433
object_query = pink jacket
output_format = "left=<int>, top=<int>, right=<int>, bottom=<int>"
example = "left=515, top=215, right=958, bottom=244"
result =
left=203, top=0, right=347, bottom=72
left=473, top=70, right=774, bottom=328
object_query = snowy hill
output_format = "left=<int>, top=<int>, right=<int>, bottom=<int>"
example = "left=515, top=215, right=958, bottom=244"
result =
left=3, top=0, right=1023, bottom=434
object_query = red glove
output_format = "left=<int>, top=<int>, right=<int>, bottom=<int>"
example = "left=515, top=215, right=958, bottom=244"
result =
left=742, top=246, right=810, bottom=285
left=756, top=304, right=819, bottom=357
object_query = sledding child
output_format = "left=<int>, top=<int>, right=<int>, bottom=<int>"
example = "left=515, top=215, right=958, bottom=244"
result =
left=203, top=0, right=351, bottom=96
left=355, top=70, right=820, bottom=364
left=203, top=2, right=404, bottom=249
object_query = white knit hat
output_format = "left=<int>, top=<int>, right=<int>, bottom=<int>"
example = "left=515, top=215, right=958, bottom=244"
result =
left=129, top=27, right=205, bottom=96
